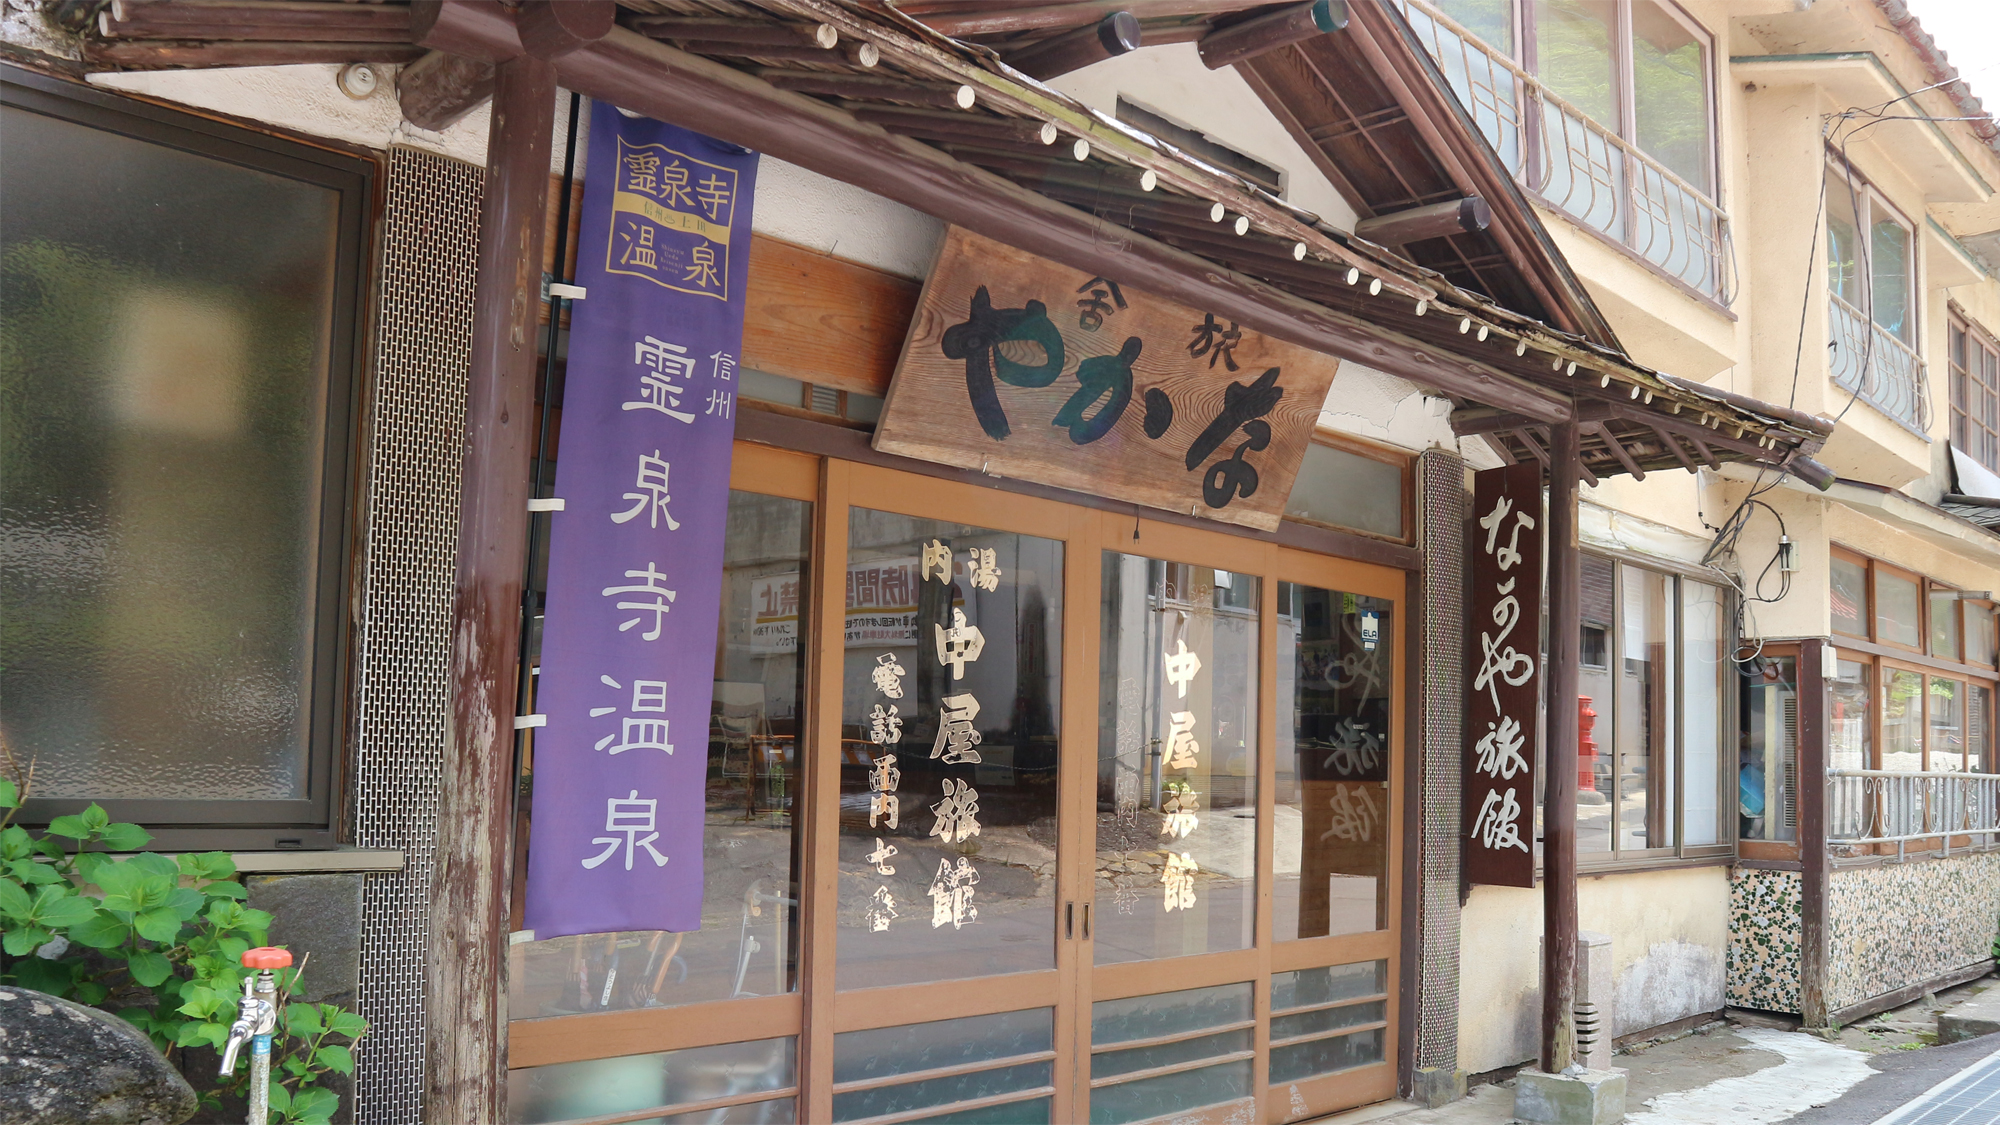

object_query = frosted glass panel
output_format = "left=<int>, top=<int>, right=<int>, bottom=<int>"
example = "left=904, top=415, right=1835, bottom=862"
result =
left=1283, top=443, right=1404, bottom=539
left=832, top=1008, right=1053, bottom=1124
left=508, top=1037, right=794, bottom=1124
left=1, top=101, right=340, bottom=801
left=1270, top=1028, right=1384, bottom=1083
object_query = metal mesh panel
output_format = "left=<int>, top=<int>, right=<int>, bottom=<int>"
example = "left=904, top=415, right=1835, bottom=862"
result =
left=1414, top=447, right=1466, bottom=1072
left=351, top=146, right=482, bottom=1124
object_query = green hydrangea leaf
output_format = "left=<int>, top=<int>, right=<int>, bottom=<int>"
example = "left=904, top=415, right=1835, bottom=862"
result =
left=313, top=1044, right=355, bottom=1075
left=4, top=925, right=53, bottom=956
left=0, top=879, right=34, bottom=920
left=132, top=908, right=183, bottom=944
left=68, top=910, right=131, bottom=949
left=96, top=823, right=152, bottom=853
left=44, top=815, right=91, bottom=840
left=127, top=949, right=173, bottom=988
left=35, top=888, right=98, bottom=929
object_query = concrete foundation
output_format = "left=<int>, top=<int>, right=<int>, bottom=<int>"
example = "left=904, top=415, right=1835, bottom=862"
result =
left=1513, top=1068, right=1628, bottom=1125
left=1938, top=983, right=2000, bottom=1044
left=1410, top=1065, right=1467, bottom=1107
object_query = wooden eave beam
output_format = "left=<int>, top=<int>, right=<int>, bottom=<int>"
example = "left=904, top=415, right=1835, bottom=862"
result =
left=84, top=39, right=424, bottom=68
left=102, top=0, right=413, bottom=41
left=537, top=24, right=1573, bottom=422
left=911, top=0, right=1271, bottom=38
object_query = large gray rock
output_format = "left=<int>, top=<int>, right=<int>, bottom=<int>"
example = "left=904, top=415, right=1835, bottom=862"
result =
left=0, top=986, right=197, bottom=1125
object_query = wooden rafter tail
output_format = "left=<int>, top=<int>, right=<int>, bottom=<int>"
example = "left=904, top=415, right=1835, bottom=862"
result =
left=398, top=49, right=494, bottom=132
left=761, top=69, right=976, bottom=109
left=100, top=0, right=413, bottom=42
left=1511, top=427, right=1550, bottom=467
left=626, top=16, right=838, bottom=50
left=1687, top=434, right=1720, bottom=469
left=1589, top=422, right=1646, bottom=481
left=1648, top=424, right=1698, bottom=473
left=84, top=39, right=427, bottom=69
left=1003, top=12, right=1142, bottom=81
left=852, top=105, right=1059, bottom=147
left=1483, top=433, right=1520, bottom=465
left=1197, top=0, right=1347, bottom=70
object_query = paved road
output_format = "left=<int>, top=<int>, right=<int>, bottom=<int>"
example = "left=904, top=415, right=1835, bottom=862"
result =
left=1780, top=1032, right=2000, bottom=1125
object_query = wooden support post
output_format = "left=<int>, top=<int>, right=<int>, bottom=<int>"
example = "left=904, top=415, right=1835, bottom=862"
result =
left=1003, top=11, right=1141, bottom=81
left=1353, top=196, right=1490, bottom=246
left=1198, top=0, right=1347, bottom=69
left=1541, top=419, right=1581, bottom=1076
left=1799, top=637, right=1831, bottom=1028
left=427, top=51, right=555, bottom=1123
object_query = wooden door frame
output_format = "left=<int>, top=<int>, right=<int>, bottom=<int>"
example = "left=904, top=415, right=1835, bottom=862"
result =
left=508, top=440, right=1417, bottom=1125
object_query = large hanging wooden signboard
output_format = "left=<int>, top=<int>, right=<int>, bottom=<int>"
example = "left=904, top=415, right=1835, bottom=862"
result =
left=874, top=226, right=1340, bottom=531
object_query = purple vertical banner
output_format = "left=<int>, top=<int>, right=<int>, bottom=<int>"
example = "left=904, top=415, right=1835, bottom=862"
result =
left=524, top=103, right=757, bottom=939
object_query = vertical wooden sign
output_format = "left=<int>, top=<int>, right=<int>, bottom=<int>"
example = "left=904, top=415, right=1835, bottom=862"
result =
left=1464, top=463, right=1542, bottom=888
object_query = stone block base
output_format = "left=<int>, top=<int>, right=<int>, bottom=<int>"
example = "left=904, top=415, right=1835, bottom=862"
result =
left=1410, top=1066, right=1466, bottom=1108
left=1513, top=1068, right=1628, bottom=1124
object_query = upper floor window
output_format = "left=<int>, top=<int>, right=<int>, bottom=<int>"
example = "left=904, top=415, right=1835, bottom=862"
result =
left=1827, top=168, right=1915, bottom=343
left=0, top=69, right=369, bottom=849
left=1951, top=314, right=2000, bottom=472
left=1825, top=164, right=1929, bottom=431
left=1406, top=0, right=1728, bottom=298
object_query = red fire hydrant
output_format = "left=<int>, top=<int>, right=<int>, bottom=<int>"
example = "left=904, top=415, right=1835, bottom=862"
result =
left=1577, top=696, right=1599, bottom=793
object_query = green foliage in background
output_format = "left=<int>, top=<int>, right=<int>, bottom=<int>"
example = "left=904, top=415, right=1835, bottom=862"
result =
left=0, top=776, right=364, bottom=1123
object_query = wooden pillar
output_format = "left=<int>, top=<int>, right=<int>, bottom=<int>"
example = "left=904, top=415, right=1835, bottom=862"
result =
left=1540, top=420, right=1581, bottom=1074
left=1798, top=637, right=1831, bottom=1027
left=427, top=51, right=555, bottom=1122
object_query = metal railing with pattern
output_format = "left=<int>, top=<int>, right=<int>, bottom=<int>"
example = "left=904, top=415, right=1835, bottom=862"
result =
left=1393, top=0, right=1734, bottom=302
left=1828, top=294, right=1934, bottom=432
left=1827, top=769, right=2000, bottom=860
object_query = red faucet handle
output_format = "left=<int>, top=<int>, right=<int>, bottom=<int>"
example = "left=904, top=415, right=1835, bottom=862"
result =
left=242, top=947, right=293, bottom=970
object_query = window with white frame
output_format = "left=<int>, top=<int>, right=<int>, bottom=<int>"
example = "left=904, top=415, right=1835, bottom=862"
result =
left=1951, top=313, right=2000, bottom=472
left=1406, top=0, right=1726, bottom=296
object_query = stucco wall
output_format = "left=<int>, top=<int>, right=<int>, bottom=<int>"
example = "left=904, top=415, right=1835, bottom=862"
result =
left=1458, top=866, right=1731, bottom=1074
left=1827, top=852, right=2000, bottom=1012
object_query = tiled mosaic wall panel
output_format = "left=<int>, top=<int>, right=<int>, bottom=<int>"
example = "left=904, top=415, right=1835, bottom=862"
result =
left=1827, top=852, right=2000, bottom=1012
left=1726, top=867, right=1801, bottom=1013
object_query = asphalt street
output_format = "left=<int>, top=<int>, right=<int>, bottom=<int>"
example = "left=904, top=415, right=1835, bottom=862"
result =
left=1780, top=1033, right=2000, bottom=1125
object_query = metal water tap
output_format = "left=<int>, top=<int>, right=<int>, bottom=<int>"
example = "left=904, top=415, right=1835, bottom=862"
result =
left=218, top=946, right=293, bottom=1125
left=217, top=979, right=275, bottom=1075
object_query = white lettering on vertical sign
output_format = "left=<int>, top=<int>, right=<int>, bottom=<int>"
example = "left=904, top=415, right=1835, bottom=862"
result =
left=610, top=452, right=680, bottom=530
left=581, top=791, right=672, bottom=870
left=1162, top=639, right=1203, bottom=697
left=627, top=336, right=699, bottom=423
left=1465, top=464, right=1543, bottom=887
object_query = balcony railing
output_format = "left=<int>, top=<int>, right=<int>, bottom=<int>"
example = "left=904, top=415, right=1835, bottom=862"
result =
left=1827, top=769, right=1999, bottom=860
left=1393, top=0, right=1734, bottom=302
left=1828, top=294, right=1933, bottom=432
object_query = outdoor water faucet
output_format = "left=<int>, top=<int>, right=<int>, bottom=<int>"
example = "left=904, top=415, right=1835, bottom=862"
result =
left=216, top=946, right=294, bottom=1125
left=217, top=976, right=276, bottom=1077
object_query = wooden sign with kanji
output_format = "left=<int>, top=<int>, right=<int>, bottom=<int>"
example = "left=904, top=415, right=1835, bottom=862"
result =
left=874, top=226, right=1341, bottom=531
